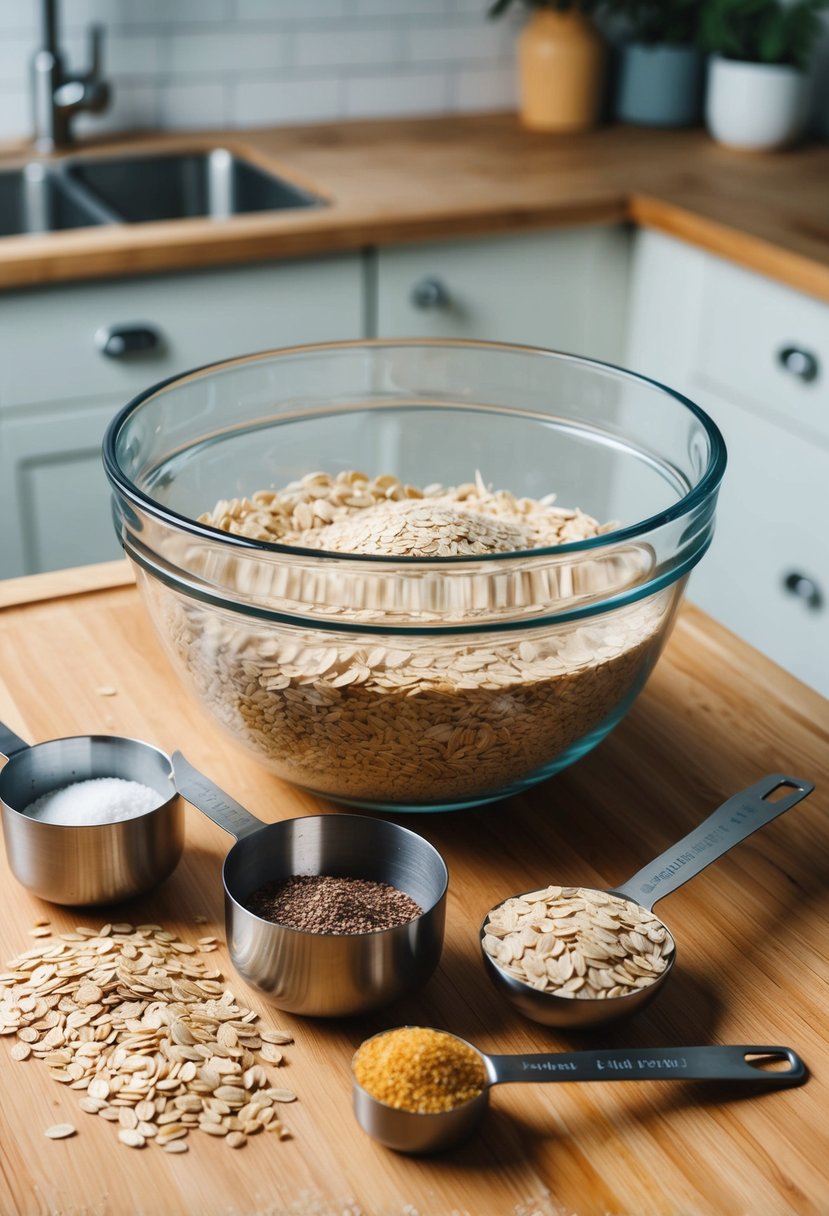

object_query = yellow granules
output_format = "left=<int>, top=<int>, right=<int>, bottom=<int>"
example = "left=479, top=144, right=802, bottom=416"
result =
left=352, top=1027, right=487, bottom=1113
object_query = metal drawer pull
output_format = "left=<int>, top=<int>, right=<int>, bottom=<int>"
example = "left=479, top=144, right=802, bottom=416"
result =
left=783, top=571, right=823, bottom=610
left=777, top=346, right=819, bottom=383
left=411, top=277, right=450, bottom=310
left=95, top=323, right=162, bottom=358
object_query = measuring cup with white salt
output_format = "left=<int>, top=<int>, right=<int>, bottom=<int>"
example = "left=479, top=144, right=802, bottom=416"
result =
left=481, top=774, right=814, bottom=1029
left=0, top=720, right=183, bottom=905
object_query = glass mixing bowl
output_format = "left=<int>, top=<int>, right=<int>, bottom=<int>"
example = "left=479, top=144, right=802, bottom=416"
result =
left=103, top=340, right=725, bottom=812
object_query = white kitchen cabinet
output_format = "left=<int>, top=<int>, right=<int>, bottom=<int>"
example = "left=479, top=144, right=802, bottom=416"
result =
left=0, top=255, right=364, bottom=578
left=375, top=227, right=631, bottom=362
left=626, top=228, right=829, bottom=696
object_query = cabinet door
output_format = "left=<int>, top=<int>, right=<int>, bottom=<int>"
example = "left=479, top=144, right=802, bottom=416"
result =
left=687, top=394, right=829, bottom=697
left=0, top=255, right=365, bottom=579
left=0, top=398, right=123, bottom=577
left=626, top=228, right=829, bottom=696
left=376, top=228, right=631, bottom=362
left=0, top=255, right=365, bottom=412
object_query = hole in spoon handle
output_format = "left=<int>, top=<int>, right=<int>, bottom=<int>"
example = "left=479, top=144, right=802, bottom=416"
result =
left=613, top=774, right=815, bottom=910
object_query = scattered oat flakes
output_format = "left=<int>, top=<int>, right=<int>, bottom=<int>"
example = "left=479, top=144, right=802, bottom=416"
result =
left=2, top=923, right=295, bottom=1151
left=45, top=1124, right=76, bottom=1139
left=96, top=687, right=118, bottom=697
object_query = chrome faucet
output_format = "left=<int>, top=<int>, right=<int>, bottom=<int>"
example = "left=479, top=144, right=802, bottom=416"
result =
left=31, top=0, right=112, bottom=152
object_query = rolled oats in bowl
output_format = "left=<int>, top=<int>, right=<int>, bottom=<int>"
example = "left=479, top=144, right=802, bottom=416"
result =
left=104, top=340, right=725, bottom=810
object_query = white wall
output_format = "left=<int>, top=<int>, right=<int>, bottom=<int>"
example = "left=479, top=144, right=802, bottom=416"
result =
left=0, top=0, right=523, bottom=141
left=1, top=1, right=826, bottom=144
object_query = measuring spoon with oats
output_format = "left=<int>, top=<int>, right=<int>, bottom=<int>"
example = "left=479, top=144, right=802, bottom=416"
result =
left=481, top=774, right=814, bottom=1028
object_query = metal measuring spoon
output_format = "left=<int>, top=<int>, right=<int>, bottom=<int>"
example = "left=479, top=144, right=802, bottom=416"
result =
left=0, top=720, right=183, bottom=906
left=352, top=1028, right=807, bottom=1153
left=480, top=774, right=814, bottom=1028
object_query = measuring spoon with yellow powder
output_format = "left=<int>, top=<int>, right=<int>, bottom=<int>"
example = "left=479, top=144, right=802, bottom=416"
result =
left=480, top=773, right=814, bottom=1029
left=352, top=1026, right=807, bottom=1153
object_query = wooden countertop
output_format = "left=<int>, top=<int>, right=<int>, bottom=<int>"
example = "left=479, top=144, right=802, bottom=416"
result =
left=1, top=561, right=828, bottom=1216
left=1, top=115, right=829, bottom=301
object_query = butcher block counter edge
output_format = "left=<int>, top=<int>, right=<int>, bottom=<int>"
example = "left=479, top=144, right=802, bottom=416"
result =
left=0, top=116, right=828, bottom=302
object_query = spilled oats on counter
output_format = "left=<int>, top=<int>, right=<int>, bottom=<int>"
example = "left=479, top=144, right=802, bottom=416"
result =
left=0, top=922, right=295, bottom=1151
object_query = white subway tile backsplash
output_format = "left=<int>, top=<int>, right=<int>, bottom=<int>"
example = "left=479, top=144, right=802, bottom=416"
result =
left=452, top=62, right=516, bottom=112
left=233, top=77, right=342, bottom=128
left=0, top=0, right=525, bottom=141
left=73, top=83, right=159, bottom=135
left=235, top=0, right=350, bottom=19
left=408, top=22, right=513, bottom=64
left=62, top=0, right=231, bottom=29
left=0, top=5, right=35, bottom=35
left=294, top=27, right=404, bottom=70
left=0, top=35, right=33, bottom=94
left=344, top=70, right=450, bottom=118
left=0, top=91, right=29, bottom=140
left=158, top=82, right=229, bottom=131
left=105, top=34, right=168, bottom=80
left=170, top=30, right=286, bottom=77
left=353, top=0, right=453, bottom=15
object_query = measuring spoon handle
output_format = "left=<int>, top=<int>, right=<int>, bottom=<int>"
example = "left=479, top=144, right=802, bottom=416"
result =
left=612, top=774, right=814, bottom=912
left=486, top=1045, right=807, bottom=1087
left=0, top=720, right=30, bottom=761
left=172, top=751, right=264, bottom=840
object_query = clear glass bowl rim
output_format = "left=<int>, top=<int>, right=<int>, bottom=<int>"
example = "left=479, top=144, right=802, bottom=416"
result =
left=103, top=337, right=727, bottom=566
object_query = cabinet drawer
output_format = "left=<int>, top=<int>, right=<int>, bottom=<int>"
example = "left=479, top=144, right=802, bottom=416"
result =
left=686, top=393, right=829, bottom=697
left=695, top=257, right=829, bottom=446
left=376, top=228, right=631, bottom=363
left=0, top=255, right=363, bottom=410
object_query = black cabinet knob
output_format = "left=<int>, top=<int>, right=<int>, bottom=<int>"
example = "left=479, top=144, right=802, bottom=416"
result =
left=95, top=323, right=163, bottom=358
left=411, top=277, right=450, bottom=310
left=777, top=346, right=819, bottom=384
left=783, top=571, right=823, bottom=611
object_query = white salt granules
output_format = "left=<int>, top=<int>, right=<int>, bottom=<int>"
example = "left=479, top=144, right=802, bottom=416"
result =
left=23, top=778, right=162, bottom=826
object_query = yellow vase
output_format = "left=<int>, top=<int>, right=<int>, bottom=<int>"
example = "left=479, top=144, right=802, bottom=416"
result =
left=518, top=9, right=606, bottom=133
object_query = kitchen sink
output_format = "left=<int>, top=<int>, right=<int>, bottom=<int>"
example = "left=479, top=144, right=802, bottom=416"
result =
left=0, top=148, right=324, bottom=238
left=0, top=163, right=110, bottom=236
left=65, top=148, right=324, bottom=223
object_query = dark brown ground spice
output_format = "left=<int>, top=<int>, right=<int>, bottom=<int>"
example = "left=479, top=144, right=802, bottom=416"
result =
left=245, top=874, right=423, bottom=934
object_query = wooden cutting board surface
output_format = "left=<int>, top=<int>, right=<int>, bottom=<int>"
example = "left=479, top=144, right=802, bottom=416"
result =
left=0, top=564, right=828, bottom=1216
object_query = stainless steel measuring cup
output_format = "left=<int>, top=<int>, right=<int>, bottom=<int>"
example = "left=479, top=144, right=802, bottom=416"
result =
left=481, top=773, right=814, bottom=1028
left=0, top=721, right=183, bottom=905
left=172, top=752, right=448, bottom=1017
left=353, top=1030, right=807, bottom=1153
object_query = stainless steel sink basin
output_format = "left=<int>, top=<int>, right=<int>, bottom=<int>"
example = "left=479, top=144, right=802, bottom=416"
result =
left=0, top=163, right=109, bottom=236
left=65, top=148, right=324, bottom=223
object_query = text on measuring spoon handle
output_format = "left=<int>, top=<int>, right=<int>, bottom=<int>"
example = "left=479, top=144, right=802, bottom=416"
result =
left=486, top=1045, right=807, bottom=1086
left=172, top=751, right=264, bottom=841
left=612, top=774, right=814, bottom=911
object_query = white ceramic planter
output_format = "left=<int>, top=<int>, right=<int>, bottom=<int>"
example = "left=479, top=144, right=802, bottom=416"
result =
left=705, top=56, right=808, bottom=150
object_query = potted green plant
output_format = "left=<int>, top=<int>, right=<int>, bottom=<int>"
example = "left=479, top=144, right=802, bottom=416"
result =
left=700, top=0, right=829, bottom=149
left=604, top=0, right=705, bottom=127
left=488, top=0, right=606, bottom=132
